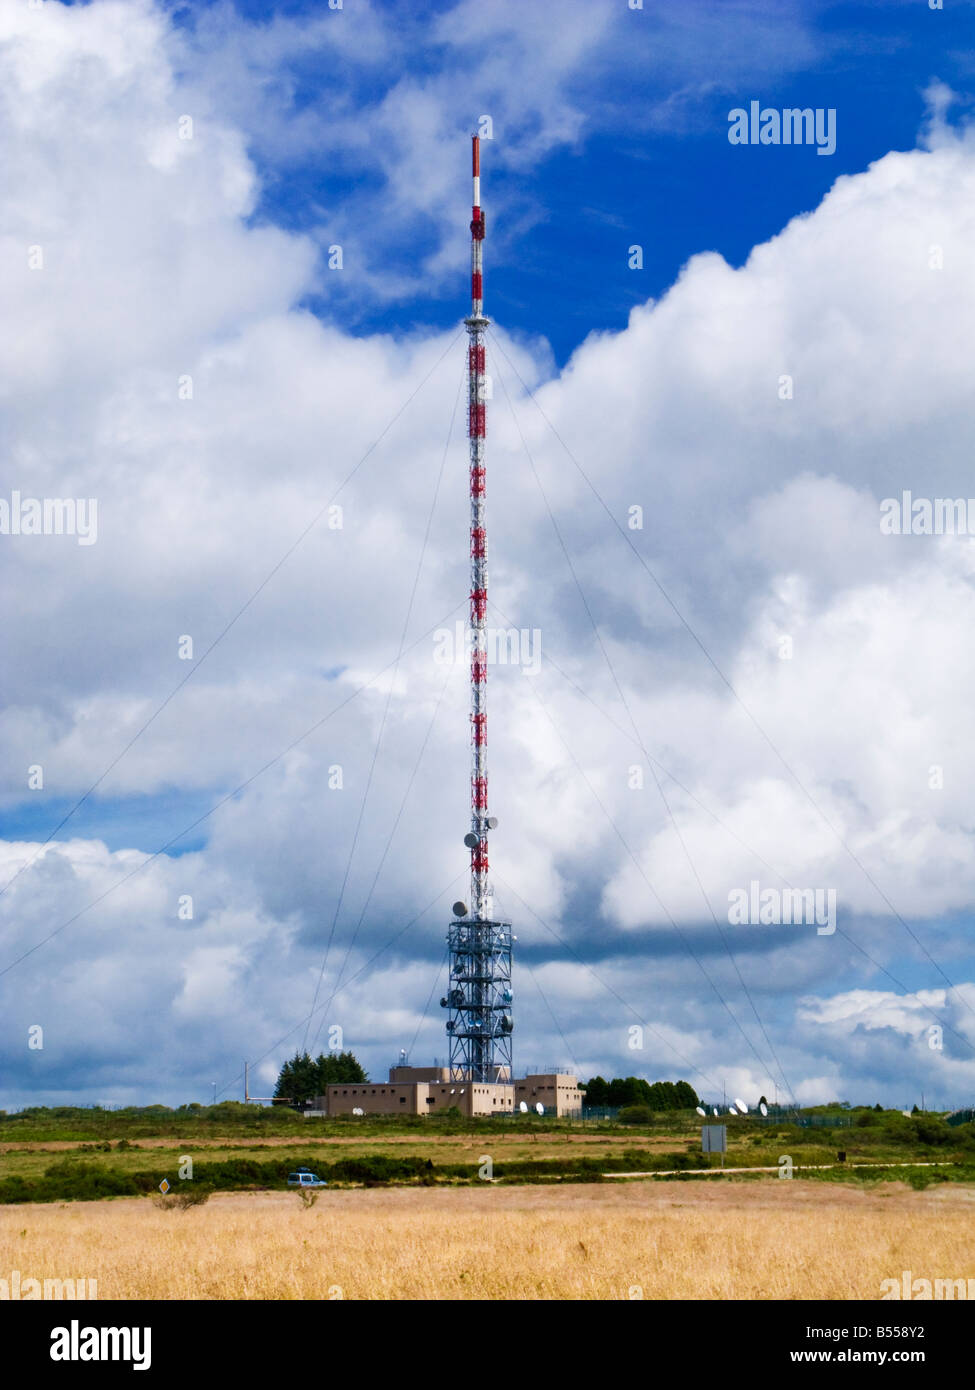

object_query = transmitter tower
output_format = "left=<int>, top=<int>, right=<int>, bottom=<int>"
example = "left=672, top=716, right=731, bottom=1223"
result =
left=441, top=135, right=514, bottom=1083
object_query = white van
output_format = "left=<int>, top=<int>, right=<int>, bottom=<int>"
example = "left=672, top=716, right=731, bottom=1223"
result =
left=287, top=1169, right=327, bottom=1188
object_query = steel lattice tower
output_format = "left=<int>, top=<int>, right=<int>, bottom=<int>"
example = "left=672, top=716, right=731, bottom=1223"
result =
left=441, top=135, right=513, bottom=1084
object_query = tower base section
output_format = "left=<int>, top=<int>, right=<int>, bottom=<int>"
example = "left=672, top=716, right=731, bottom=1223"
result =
left=442, top=917, right=513, bottom=1083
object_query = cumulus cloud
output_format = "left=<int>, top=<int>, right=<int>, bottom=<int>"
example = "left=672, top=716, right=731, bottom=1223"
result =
left=2, top=1, right=975, bottom=1109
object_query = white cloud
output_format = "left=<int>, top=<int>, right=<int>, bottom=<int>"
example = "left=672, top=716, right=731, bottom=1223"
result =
left=2, top=2, right=975, bottom=1106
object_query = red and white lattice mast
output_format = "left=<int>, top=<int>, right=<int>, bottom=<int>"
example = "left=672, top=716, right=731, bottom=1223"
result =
left=467, top=133, right=491, bottom=920
left=442, top=135, right=513, bottom=1084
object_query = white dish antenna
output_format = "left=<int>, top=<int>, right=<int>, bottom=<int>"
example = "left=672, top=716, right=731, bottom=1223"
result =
left=728, top=1105, right=738, bottom=1115
left=695, top=1107, right=706, bottom=1117
left=712, top=1107, right=719, bottom=1117
left=535, top=1102, right=544, bottom=1116
left=734, top=1098, right=748, bottom=1114
left=352, top=1107, right=364, bottom=1116
left=760, top=1102, right=768, bottom=1116
left=519, top=1101, right=528, bottom=1113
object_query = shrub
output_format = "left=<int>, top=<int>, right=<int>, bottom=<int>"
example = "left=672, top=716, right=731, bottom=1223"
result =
left=907, top=1169, right=950, bottom=1191
left=153, top=1188, right=211, bottom=1211
left=618, top=1105, right=654, bottom=1126
left=667, top=1152, right=693, bottom=1170
left=175, top=1187, right=210, bottom=1208
left=911, top=1118, right=953, bottom=1147
left=152, top=1189, right=207, bottom=1212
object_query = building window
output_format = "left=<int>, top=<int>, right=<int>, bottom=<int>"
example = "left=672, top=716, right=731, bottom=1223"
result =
left=400, top=1097, right=406, bottom=1104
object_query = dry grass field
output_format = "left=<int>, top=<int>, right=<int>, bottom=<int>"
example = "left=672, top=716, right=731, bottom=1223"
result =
left=2, top=1179, right=974, bottom=1300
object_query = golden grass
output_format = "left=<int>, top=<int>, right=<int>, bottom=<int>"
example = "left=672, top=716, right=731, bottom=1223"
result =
left=2, top=1180, right=973, bottom=1301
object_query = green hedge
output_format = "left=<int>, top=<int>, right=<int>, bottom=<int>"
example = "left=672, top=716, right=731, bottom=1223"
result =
left=4, top=1144, right=974, bottom=1205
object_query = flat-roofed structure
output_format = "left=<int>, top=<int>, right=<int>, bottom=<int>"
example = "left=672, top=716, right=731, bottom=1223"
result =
left=515, top=1073, right=583, bottom=1117
left=322, top=1076, right=513, bottom=1118
left=316, top=1064, right=580, bottom=1118
left=388, top=1066, right=450, bottom=1083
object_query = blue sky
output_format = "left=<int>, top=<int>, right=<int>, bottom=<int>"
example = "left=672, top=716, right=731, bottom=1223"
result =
left=163, top=0, right=975, bottom=362
left=4, top=0, right=975, bottom=1111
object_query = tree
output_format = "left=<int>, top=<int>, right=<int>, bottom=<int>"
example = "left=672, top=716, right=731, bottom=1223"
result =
left=315, top=1051, right=368, bottom=1089
left=274, top=1051, right=368, bottom=1109
left=583, top=1076, right=609, bottom=1107
left=673, top=1080, right=700, bottom=1110
left=646, top=1081, right=675, bottom=1110
left=273, top=1053, right=317, bottom=1109
left=582, top=1075, right=699, bottom=1111
left=608, top=1077, right=649, bottom=1107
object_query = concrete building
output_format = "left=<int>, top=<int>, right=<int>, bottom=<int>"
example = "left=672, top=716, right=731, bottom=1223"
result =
left=515, top=1073, right=584, bottom=1117
left=317, top=1066, right=582, bottom=1118
left=323, top=1077, right=513, bottom=1118
left=388, top=1066, right=451, bottom=1083
left=387, top=1064, right=512, bottom=1083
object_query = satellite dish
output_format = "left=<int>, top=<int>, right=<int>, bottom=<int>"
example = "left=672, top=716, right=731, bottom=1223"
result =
left=535, top=1102, right=544, bottom=1115
left=460, top=1088, right=466, bottom=1094
left=450, top=1088, right=455, bottom=1095
left=696, top=1107, right=706, bottom=1117
left=728, top=1106, right=738, bottom=1116
left=760, top=1103, right=768, bottom=1116
left=352, top=1107, right=364, bottom=1116
left=452, top=901, right=468, bottom=918
left=734, top=1098, right=748, bottom=1114
left=463, top=833, right=479, bottom=849
left=519, top=1101, right=528, bottom=1113
left=712, top=1107, right=719, bottom=1117
left=486, top=816, right=498, bottom=829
